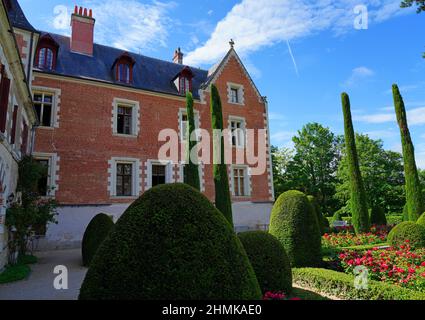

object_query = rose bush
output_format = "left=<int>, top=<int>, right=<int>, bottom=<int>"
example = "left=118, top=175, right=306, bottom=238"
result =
left=323, top=224, right=392, bottom=248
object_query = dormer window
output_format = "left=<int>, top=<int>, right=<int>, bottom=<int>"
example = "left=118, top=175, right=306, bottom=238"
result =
left=173, top=66, right=194, bottom=95
left=35, top=34, right=59, bottom=70
left=113, top=52, right=135, bottom=84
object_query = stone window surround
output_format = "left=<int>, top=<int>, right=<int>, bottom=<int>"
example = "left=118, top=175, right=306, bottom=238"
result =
left=177, top=161, right=205, bottom=192
left=230, top=164, right=251, bottom=197
left=32, top=152, right=60, bottom=197
left=32, top=86, right=61, bottom=129
left=111, top=97, right=140, bottom=138
left=227, top=82, right=245, bottom=106
left=228, top=115, right=246, bottom=149
left=145, top=159, right=174, bottom=190
left=178, top=107, right=200, bottom=142
left=108, top=157, right=141, bottom=198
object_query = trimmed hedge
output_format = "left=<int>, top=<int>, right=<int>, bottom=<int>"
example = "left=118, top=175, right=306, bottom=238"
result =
left=81, top=213, right=115, bottom=267
left=387, top=221, right=425, bottom=248
left=369, top=206, right=387, bottom=226
left=79, top=183, right=261, bottom=300
left=387, top=215, right=403, bottom=225
left=269, top=190, right=322, bottom=268
left=293, top=268, right=425, bottom=300
left=238, top=231, right=292, bottom=294
left=307, top=196, right=325, bottom=235
left=417, top=212, right=425, bottom=227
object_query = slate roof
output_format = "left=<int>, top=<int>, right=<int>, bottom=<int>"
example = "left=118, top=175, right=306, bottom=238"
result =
left=6, top=0, right=36, bottom=32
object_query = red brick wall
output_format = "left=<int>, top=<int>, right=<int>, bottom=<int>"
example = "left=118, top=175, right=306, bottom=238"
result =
left=33, top=55, right=272, bottom=205
left=14, top=33, right=27, bottom=60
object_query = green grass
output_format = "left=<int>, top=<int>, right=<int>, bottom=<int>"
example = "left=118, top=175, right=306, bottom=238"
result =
left=17, top=255, right=38, bottom=265
left=0, top=264, right=30, bottom=284
left=290, top=287, right=330, bottom=300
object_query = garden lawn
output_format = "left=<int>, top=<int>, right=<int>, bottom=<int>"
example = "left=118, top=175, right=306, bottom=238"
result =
left=0, top=255, right=37, bottom=284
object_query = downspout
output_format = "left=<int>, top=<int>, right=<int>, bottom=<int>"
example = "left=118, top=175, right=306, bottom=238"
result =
left=264, top=97, right=275, bottom=202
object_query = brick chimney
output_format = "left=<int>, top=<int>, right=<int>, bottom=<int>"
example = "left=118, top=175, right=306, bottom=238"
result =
left=70, top=6, right=95, bottom=56
left=173, top=47, right=183, bottom=64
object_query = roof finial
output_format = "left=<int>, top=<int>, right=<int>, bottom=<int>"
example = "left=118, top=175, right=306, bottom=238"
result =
left=229, top=39, right=235, bottom=48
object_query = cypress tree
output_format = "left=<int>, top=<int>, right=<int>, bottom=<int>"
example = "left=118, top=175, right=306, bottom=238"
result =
left=341, top=93, right=370, bottom=233
left=393, top=84, right=424, bottom=221
left=183, top=92, right=200, bottom=190
left=210, top=84, right=233, bottom=225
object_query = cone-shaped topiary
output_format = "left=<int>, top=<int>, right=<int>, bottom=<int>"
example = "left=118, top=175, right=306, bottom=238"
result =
left=210, top=84, right=233, bottom=225
left=387, top=221, right=425, bottom=248
left=238, top=231, right=292, bottom=295
left=269, top=190, right=322, bottom=267
left=183, top=92, right=200, bottom=191
left=79, top=183, right=261, bottom=300
left=81, top=213, right=114, bottom=267
left=393, top=84, right=424, bottom=222
left=417, top=213, right=425, bottom=227
left=341, top=93, right=370, bottom=234
left=403, top=204, right=409, bottom=222
left=369, top=206, right=387, bottom=226
left=307, top=195, right=325, bottom=235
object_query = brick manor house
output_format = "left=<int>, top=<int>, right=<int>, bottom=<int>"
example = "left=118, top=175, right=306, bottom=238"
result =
left=1, top=0, right=274, bottom=250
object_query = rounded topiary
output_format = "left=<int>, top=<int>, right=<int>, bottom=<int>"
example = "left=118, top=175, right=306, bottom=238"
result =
left=307, top=195, right=324, bottom=235
left=81, top=213, right=114, bottom=267
left=269, top=190, right=322, bottom=268
left=79, top=183, right=261, bottom=300
left=387, top=222, right=425, bottom=248
left=369, top=206, right=387, bottom=226
left=238, top=231, right=292, bottom=295
left=417, top=213, right=425, bottom=227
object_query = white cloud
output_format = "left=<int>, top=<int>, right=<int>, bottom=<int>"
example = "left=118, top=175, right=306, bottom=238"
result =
left=355, top=107, right=425, bottom=125
left=52, top=5, right=70, bottom=31
left=342, top=66, right=375, bottom=87
left=364, top=129, right=397, bottom=139
left=207, top=10, right=214, bottom=16
left=185, top=0, right=409, bottom=66
left=270, top=131, right=295, bottom=149
left=51, top=1, right=175, bottom=52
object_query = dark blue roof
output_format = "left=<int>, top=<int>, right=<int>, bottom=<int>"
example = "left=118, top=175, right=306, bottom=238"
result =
left=38, top=33, right=209, bottom=99
left=7, top=0, right=36, bottom=32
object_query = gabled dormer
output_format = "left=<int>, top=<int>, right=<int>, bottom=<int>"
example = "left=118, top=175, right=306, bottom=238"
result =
left=113, top=52, right=135, bottom=84
left=173, top=66, right=194, bottom=95
left=35, top=34, right=59, bottom=71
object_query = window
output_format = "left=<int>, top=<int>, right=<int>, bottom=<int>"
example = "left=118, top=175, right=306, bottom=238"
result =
left=230, top=88, right=239, bottom=103
left=0, top=65, right=10, bottom=133
left=117, top=63, right=130, bottom=84
left=36, top=159, right=49, bottom=196
left=179, top=77, right=191, bottom=94
left=34, top=93, right=53, bottom=127
left=10, top=105, right=18, bottom=144
left=152, top=165, right=166, bottom=187
left=179, top=109, right=200, bottom=142
left=230, top=119, right=245, bottom=147
left=116, top=163, right=133, bottom=197
left=21, top=121, right=28, bottom=155
left=233, top=167, right=248, bottom=197
left=37, top=48, right=54, bottom=70
left=117, top=105, right=132, bottom=135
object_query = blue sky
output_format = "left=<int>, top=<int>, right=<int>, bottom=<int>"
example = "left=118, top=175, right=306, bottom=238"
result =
left=19, top=0, right=425, bottom=168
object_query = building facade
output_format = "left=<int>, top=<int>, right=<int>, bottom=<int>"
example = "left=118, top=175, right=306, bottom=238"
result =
left=7, top=1, right=274, bottom=250
left=0, top=0, right=37, bottom=269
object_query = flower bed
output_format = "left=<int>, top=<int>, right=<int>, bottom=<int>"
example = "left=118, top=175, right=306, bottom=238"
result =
left=323, top=225, right=391, bottom=248
left=338, top=242, right=425, bottom=292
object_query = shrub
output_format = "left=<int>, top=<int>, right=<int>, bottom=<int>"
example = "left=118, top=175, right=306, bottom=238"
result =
left=81, top=213, right=115, bottom=267
left=417, top=212, right=425, bottom=227
left=307, top=196, right=324, bottom=235
left=79, top=183, right=261, bottom=300
left=292, top=268, right=425, bottom=300
left=387, top=222, right=425, bottom=248
left=0, top=264, right=30, bottom=284
left=387, top=215, right=403, bottom=225
left=369, top=206, right=387, bottom=226
left=269, top=190, right=322, bottom=267
left=238, top=231, right=292, bottom=294
left=332, top=211, right=342, bottom=222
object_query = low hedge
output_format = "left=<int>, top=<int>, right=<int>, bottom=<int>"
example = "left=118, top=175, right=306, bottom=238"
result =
left=340, top=243, right=389, bottom=252
left=387, top=215, right=403, bottom=226
left=292, top=268, right=425, bottom=300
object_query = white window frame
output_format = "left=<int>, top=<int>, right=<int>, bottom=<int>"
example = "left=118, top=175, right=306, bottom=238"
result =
left=146, top=159, right=173, bottom=190
left=32, top=87, right=61, bottom=128
left=231, top=165, right=251, bottom=197
left=228, top=116, right=246, bottom=148
left=112, top=98, right=140, bottom=137
left=109, top=157, right=140, bottom=198
left=178, top=108, right=200, bottom=142
left=178, top=162, right=205, bottom=192
left=32, top=152, right=59, bottom=197
left=227, top=82, right=245, bottom=106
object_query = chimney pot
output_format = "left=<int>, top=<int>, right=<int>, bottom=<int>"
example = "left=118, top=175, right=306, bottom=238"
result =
left=83, top=8, right=88, bottom=16
left=89, top=9, right=93, bottom=18
left=74, top=5, right=78, bottom=14
left=78, top=7, right=83, bottom=15
left=173, top=47, right=183, bottom=64
left=71, top=6, right=95, bottom=56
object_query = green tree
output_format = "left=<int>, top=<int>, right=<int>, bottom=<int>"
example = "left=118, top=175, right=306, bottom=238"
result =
left=419, top=169, right=425, bottom=196
left=271, top=146, right=293, bottom=199
left=393, top=85, right=424, bottom=221
left=341, top=93, right=370, bottom=233
left=210, top=84, right=233, bottom=225
left=283, top=123, right=341, bottom=214
left=401, top=0, right=425, bottom=12
left=183, top=92, right=200, bottom=190
left=336, top=134, right=405, bottom=214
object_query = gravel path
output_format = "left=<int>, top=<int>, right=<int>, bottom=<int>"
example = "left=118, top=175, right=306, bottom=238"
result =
left=0, top=249, right=87, bottom=300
